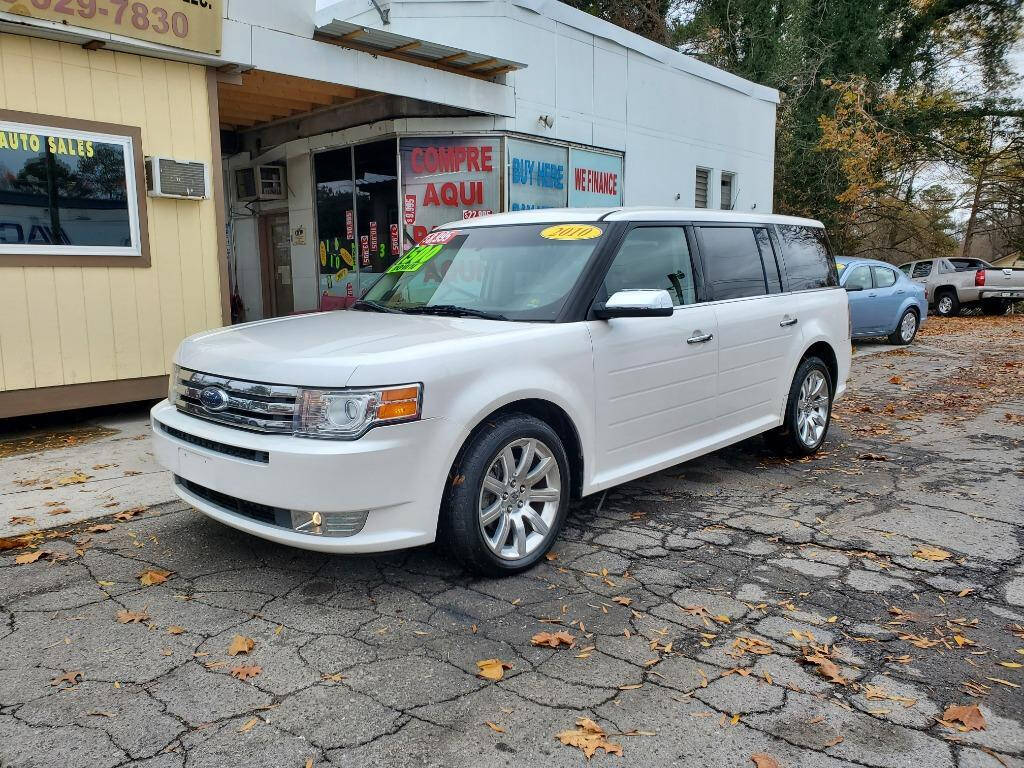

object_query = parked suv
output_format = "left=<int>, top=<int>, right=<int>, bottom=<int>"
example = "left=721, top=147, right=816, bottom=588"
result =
left=151, top=209, right=851, bottom=574
left=899, top=257, right=1024, bottom=316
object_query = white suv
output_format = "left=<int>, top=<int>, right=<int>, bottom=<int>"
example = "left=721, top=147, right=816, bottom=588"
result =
left=152, top=208, right=850, bottom=574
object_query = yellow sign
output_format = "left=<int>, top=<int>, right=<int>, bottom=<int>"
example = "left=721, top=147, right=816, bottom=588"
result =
left=5, top=0, right=222, bottom=56
left=540, top=224, right=603, bottom=241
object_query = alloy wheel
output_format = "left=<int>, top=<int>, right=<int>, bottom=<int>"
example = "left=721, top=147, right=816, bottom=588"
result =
left=478, top=437, right=561, bottom=561
left=900, top=312, right=917, bottom=342
left=796, top=370, right=829, bottom=448
left=938, top=296, right=953, bottom=315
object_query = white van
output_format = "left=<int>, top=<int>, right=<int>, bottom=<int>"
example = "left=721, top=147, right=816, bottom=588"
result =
left=152, top=208, right=850, bottom=574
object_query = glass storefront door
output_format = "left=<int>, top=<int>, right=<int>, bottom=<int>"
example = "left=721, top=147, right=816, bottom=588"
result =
left=314, top=147, right=357, bottom=309
left=354, top=140, right=400, bottom=293
left=314, top=140, right=400, bottom=309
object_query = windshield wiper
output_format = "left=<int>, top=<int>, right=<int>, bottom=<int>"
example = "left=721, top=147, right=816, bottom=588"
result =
left=352, top=299, right=405, bottom=314
left=405, top=305, right=509, bottom=321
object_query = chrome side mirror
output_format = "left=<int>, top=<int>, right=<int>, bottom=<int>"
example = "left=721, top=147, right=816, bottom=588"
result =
left=593, top=289, right=674, bottom=319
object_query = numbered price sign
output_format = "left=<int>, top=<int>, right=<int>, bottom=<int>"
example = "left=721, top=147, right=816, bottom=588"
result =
left=3, top=0, right=223, bottom=55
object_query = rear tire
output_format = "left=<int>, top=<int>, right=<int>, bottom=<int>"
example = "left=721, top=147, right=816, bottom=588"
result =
left=982, top=298, right=1010, bottom=316
left=768, top=357, right=833, bottom=456
left=438, top=413, right=570, bottom=576
left=934, top=290, right=959, bottom=317
left=888, top=308, right=919, bottom=345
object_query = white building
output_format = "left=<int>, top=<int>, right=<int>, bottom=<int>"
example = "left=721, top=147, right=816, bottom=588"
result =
left=218, top=0, right=778, bottom=320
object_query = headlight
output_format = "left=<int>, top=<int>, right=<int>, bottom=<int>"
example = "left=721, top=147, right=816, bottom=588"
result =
left=294, top=384, right=422, bottom=439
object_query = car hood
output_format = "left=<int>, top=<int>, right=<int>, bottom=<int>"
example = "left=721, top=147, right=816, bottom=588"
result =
left=175, top=310, right=538, bottom=387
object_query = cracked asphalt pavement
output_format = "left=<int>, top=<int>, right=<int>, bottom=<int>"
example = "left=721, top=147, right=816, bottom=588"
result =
left=2, top=316, right=1023, bottom=768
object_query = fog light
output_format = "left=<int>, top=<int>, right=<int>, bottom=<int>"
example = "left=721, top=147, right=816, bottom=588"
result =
left=291, top=510, right=369, bottom=537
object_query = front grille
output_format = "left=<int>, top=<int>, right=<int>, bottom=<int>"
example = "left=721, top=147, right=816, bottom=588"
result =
left=158, top=422, right=269, bottom=463
left=176, top=477, right=287, bottom=527
left=175, top=477, right=369, bottom=538
left=171, top=367, right=298, bottom=434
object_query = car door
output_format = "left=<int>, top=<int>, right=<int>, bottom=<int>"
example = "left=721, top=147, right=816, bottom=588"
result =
left=588, top=225, right=719, bottom=487
left=843, top=264, right=874, bottom=334
left=695, top=224, right=804, bottom=439
left=870, top=265, right=903, bottom=332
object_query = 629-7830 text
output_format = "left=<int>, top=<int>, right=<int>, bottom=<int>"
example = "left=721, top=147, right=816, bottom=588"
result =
left=2, top=0, right=224, bottom=55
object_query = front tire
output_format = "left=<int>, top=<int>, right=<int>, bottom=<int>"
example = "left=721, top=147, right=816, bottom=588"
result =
left=934, top=291, right=959, bottom=317
left=769, top=357, right=834, bottom=456
left=888, top=308, right=919, bottom=345
left=439, top=413, right=570, bottom=575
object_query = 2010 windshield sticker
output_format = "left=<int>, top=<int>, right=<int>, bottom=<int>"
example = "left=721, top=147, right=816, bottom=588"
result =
left=540, top=224, right=603, bottom=241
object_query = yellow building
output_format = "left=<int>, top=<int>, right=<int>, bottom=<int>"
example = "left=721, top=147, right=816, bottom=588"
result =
left=0, top=15, right=225, bottom=418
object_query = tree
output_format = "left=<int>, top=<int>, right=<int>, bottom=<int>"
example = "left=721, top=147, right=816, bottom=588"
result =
left=671, top=0, right=1024, bottom=240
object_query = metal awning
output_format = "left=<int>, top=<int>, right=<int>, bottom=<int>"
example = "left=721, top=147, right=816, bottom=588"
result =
left=314, top=19, right=525, bottom=79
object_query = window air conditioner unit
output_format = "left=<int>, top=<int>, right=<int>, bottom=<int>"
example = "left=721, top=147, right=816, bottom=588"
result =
left=235, top=164, right=286, bottom=202
left=145, top=157, right=209, bottom=200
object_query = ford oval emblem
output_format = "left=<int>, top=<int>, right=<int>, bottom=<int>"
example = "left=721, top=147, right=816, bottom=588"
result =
left=199, top=386, right=230, bottom=412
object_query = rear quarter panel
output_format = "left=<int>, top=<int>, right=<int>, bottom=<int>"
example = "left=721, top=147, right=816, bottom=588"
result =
left=790, top=288, right=851, bottom=402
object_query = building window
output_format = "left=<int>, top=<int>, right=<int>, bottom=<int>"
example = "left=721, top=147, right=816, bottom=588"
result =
left=695, top=167, right=710, bottom=208
left=0, top=111, right=147, bottom=266
left=720, top=171, right=735, bottom=210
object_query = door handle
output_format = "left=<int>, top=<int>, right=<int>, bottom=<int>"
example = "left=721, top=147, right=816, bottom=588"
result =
left=779, top=317, right=798, bottom=327
left=896, top=289, right=905, bottom=295
left=687, top=332, right=714, bottom=344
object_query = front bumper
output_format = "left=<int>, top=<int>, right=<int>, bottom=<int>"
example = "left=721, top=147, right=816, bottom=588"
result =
left=150, top=400, right=452, bottom=553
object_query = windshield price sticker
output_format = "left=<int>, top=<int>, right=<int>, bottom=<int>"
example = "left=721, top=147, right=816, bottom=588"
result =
left=540, top=224, right=603, bottom=241
left=420, top=230, right=459, bottom=246
left=387, top=243, right=444, bottom=273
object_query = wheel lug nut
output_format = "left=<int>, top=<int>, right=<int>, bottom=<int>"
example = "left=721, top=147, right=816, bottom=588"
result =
left=506, top=506, right=512, bottom=512
left=517, top=501, right=524, bottom=508
left=502, top=493, right=508, bottom=499
left=520, top=485, right=525, bottom=493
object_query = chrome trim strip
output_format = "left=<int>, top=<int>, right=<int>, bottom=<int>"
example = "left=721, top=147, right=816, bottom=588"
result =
left=172, top=367, right=299, bottom=434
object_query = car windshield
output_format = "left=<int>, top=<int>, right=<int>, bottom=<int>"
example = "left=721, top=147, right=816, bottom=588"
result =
left=360, top=223, right=605, bottom=321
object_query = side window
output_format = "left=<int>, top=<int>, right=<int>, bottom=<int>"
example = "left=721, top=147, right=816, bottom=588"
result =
left=899, top=263, right=912, bottom=276
left=872, top=266, right=897, bottom=288
left=755, top=228, right=783, bottom=293
left=699, top=226, right=767, bottom=300
left=775, top=225, right=838, bottom=290
left=911, top=261, right=932, bottom=278
left=602, top=227, right=697, bottom=306
left=846, top=265, right=872, bottom=290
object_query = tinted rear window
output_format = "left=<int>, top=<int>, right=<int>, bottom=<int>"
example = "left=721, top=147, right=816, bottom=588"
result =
left=699, top=226, right=768, bottom=300
left=775, top=225, right=838, bottom=290
left=911, top=262, right=932, bottom=278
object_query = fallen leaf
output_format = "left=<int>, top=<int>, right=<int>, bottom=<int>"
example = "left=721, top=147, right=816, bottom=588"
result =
left=913, top=547, right=952, bottom=562
left=484, top=721, right=507, bottom=734
left=556, top=717, right=623, bottom=759
left=116, top=609, right=150, bottom=624
left=228, top=635, right=255, bottom=656
left=114, top=506, right=147, bottom=522
left=858, top=453, right=889, bottom=461
left=138, top=569, right=171, bottom=586
left=56, top=472, right=92, bottom=486
left=322, top=673, right=346, bottom=683
left=545, top=551, right=558, bottom=561
left=476, top=658, right=513, bottom=682
left=532, top=630, right=576, bottom=648
left=889, top=375, right=903, bottom=385
left=942, top=703, right=986, bottom=731
left=803, top=653, right=848, bottom=685
left=51, top=671, right=82, bottom=687
left=8, top=515, right=35, bottom=526
left=15, top=550, right=47, bottom=565
left=167, top=626, right=185, bottom=635
left=613, top=596, right=633, bottom=606
left=230, top=665, right=262, bottom=680
left=47, top=507, right=72, bottom=516
left=87, top=524, right=115, bottom=533
left=238, top=717, right=260, bottom=733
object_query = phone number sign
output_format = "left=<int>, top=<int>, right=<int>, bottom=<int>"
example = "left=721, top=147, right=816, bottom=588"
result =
left=2, top=0, right=222, bottom=55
